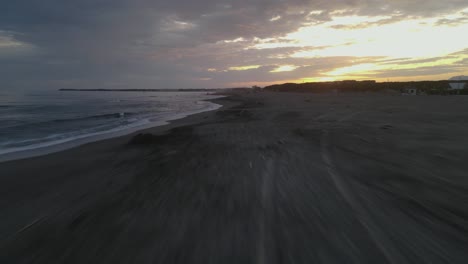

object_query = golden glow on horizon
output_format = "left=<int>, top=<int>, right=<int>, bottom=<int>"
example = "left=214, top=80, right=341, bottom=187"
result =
left=384, top=57, right=465, bottom=71
left=327, top=63, right=377, bottom=76
left=248, top=8, right=468, bottom=81
left=301, top=77, right=336, bottom=82
left=320, top=55, right=468, bottom=80
left=287, top=17, right=468, bottom=58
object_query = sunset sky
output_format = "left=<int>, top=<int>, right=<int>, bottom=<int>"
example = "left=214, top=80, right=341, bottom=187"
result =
left=1, top=1, right=468, bottom=90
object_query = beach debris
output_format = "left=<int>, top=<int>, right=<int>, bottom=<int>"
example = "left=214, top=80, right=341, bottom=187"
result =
left=249, top=161, right=253, bottom=168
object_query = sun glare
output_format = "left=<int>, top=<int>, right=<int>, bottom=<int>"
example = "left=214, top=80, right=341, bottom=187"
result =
left=249, top=8, right=468, bottom=80
left=326, top=63, right=378, bottom=76
left=301, top=77, right=336, bottom=82
left=288, top=18, right=468, bottom=58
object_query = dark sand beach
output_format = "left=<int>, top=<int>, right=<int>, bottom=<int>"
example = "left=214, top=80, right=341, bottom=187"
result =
left=1, top=91, right=468, bottom=263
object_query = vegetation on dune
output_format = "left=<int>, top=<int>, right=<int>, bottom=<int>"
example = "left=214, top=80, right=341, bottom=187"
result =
left=263, top=80, right=468, bottom=95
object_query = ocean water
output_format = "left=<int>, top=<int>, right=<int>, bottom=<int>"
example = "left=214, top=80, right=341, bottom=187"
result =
left=0, top=90, right=222, bottom=157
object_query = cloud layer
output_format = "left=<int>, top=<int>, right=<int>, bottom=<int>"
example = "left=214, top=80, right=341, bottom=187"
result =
left=1, top=0, right=468, bottom=90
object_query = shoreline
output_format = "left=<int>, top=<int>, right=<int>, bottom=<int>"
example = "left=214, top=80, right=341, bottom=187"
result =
left=2, top=92, right=468, bottom=263
left=0, top=95, right=232, bottom=163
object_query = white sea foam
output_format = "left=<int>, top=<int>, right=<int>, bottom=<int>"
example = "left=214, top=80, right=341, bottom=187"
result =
left=0, top=95, right=223, bottom=162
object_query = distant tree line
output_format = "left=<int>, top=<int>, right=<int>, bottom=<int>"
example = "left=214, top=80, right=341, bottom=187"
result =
left=263, top=80, right=468, bottom=94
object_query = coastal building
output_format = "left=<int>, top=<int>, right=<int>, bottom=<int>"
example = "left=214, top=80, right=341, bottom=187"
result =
left=449, top=82, right=466, bottom=90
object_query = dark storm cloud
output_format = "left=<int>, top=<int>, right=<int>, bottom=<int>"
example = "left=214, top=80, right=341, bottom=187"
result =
left=1, top=0, right=468, bottom=90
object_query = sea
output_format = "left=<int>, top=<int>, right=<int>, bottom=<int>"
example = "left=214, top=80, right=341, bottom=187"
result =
left=0, top=90, right=222, bottom=160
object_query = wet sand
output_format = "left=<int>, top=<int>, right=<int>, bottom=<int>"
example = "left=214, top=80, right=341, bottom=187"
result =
left=1, top=91, right=468, bottom=263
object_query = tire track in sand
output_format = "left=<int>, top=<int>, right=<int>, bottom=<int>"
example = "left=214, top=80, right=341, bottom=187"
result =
left=320, top=112, right=401, bottom=264
left=257, top=157, right=274, bottom=264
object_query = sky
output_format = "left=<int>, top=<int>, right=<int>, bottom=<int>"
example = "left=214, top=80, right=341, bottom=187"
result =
left=1, top=0, right=468, bottom=90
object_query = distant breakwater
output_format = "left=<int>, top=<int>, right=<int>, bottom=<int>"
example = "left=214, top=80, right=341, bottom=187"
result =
left=59, top=88, right=219, bottom=92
